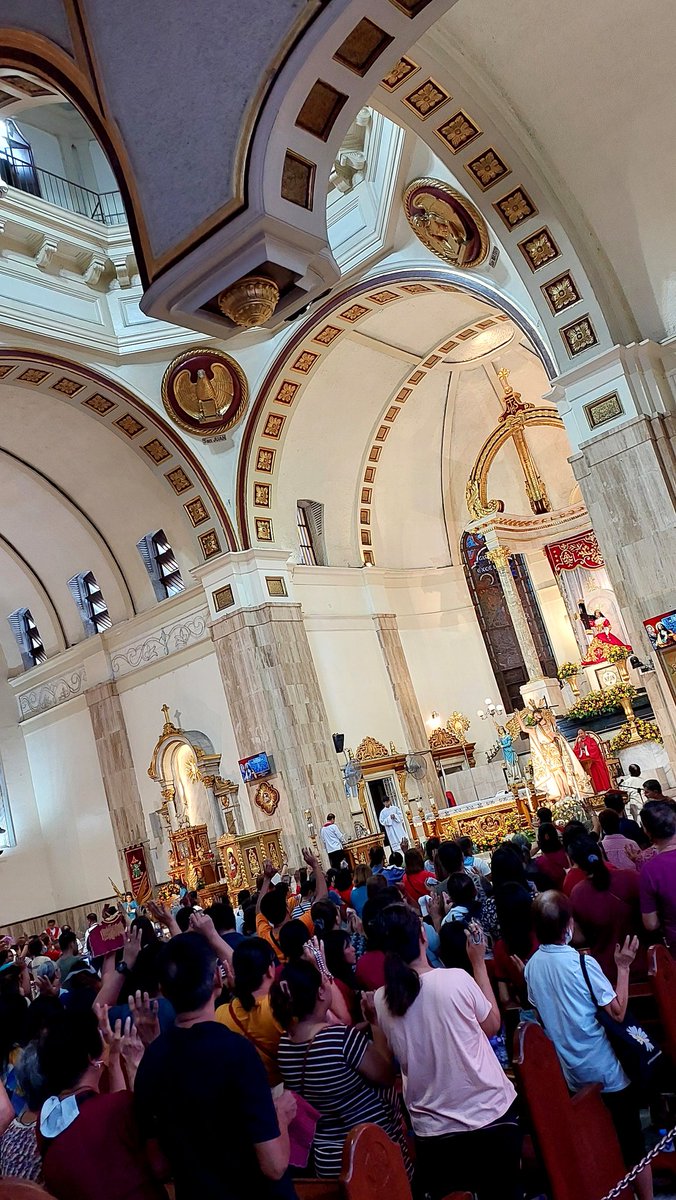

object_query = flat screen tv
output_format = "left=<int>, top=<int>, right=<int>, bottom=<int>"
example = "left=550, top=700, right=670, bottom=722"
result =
left=238, top=751, right=272, bottom=782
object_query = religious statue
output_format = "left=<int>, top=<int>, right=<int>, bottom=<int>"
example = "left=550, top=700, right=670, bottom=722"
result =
left=496, top=726, right=522, bottom=784
left=573, top=728, right=612, bottom=794
left=516, top=702, right=591, bottom=801
left=581, top=609, right=632, bottom=666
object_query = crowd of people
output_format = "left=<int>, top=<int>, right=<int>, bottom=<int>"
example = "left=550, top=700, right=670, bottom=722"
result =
left=0, top=777, right=675, bottom=1199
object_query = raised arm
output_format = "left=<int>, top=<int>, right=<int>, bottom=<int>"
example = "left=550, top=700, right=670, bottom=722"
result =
left=302, top=847, right=327, bottom=900
left=466, top=923, right=501, bottom=1037
left=256, top=859, right=277, bottom=913
left=189, top=910, right=234, bottom=970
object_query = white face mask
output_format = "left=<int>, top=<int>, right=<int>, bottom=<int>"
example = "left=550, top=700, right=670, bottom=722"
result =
left=563, top=926, right=573, bottom=945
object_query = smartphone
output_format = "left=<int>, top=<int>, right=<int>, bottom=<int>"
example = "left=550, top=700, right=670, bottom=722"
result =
left=418, top=896, right=430, bottom=917
left=270, top=872, right=282, bottom=886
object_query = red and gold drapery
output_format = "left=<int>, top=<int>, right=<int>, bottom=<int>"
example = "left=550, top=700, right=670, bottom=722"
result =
left=124, top=844, right=152, bottom=905
left=544, top=530, right=604, bottom=575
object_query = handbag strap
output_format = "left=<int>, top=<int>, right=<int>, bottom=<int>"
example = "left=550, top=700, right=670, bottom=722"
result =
left=227, top=1002, right=277, bottom=1068
left=579, top=951, right=600, bottom=1008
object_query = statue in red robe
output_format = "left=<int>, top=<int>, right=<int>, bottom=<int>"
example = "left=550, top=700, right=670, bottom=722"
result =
left=573, top=729, right=612, bottom=793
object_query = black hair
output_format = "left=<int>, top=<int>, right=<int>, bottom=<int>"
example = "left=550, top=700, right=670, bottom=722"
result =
left=27, top=936, right=44, bottom=958
left=438, top=921, right=472, bottom=973
left=628, top=764, right=641, bottom=778
left=157, top=933, right=218, bottom=1014
left=22, top=995, right=64, bottom=1045
left=242, top=902, right=258, bottom=937
left=369, top=846, right=385, bottom=868
left=532, top=890, right=572, bottom=945
left=232, top=937, right=276, bottom=1011
left=378, top=904, right=423, bottom=1017
left=126, top=941, right=162, bottom=998
left=446, top=871, right=478, bottom=915
left=366, top=874, right=387, bottom=899
left=436, top=840, right=463, bottom=878
left=299, top=878, right=314, bottom=898
left=425, top=836, right=440, bottom=860
left=0, top=994, right=28, bottom=1067
left=86, top=913, right=97, bottom=923
left=334, top=868, right=353, bottom=892
left=39, top=1009, right=102, bottom=1095
left=362, top=888, right=404, bottom=948
left=642, top=800, right=676, bottom=842
left=644, top=779, right=663, bottom=795
left=490, top=842, right=527, bottom=889
left=58, top=929, right=77, bottom=952
left=310, top=899, right=338, bottom=937
left=389, top=851, right=403, bottom=867
left=277, top=919, right=311, bottom=962
left=457, top=836, right=474, bottom=857
left=536, top=807, right=552, bottom=824
left=237, top=889, right=251, bottom=908
left=495, top=882, right=535, bottom=959
left=569, top=837, right=610, bottom=891
left=175, top=905, right=195, bottom=933
left=270, top=960, right=323, bottom=1030
left=188, top=891, right=199, bottom=906
left=260, top=888, right=288, bottom=927
left=206, top=902, right=236, bottom=934
left=561, top=820, right=588, bottom=852
left=322, top=930, right=355, bottom=988
left=326, top=870, right=337, bottom=889
left=537, top=822, right=563, bottom=854
left=603, top=791, right=626, bottom=814
left=130, top=915, right=159, bottom=948
left=598, top=808, right=621, bottom=836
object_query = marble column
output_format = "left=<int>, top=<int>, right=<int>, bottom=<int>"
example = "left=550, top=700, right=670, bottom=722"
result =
left=210, top=602, right=351, bottom=861
left=372, top=613, right=445, bottom=806
left=551, top=341, right=676, bottom=765
left=85, top=680, right=151, bottom=880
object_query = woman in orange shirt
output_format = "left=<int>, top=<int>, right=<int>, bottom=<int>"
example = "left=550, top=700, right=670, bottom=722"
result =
left=215, top=937, right=283, bottom=1086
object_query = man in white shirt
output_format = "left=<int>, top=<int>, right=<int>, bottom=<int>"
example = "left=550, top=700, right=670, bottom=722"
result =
left=379, top=796, right=407, bottom=854
left=319, top=812, right=347, bottom=868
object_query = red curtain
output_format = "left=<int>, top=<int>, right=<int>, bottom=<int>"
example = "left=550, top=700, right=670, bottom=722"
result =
left=544, top=530, right=604, bottom=575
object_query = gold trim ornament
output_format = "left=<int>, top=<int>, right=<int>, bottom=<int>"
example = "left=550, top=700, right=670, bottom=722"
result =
left=218, top=275, right=280, bottom=328
left=403, top=178, right=489, bottom=269
left=254, top=780, right=281, bottom=817
left=161, top=348, right=248, bottom=439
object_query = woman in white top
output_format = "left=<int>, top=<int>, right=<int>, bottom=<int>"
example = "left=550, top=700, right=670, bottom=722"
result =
left=372, top=903, right=520, bottom=1200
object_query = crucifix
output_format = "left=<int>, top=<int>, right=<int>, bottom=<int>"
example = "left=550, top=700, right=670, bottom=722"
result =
left=494, top=367, right=551, bottom=515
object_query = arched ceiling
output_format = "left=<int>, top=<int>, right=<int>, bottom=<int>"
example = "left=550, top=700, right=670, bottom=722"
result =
left=0, top=353, right=236, bottom=672
left=240, top=279, right=580, bottom=570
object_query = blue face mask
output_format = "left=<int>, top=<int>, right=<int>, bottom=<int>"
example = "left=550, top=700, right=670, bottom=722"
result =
left=464, top=856, right=474, bottom=868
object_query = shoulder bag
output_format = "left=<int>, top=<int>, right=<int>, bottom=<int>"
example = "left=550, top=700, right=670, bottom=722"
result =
left=579, top=952, right=662, bottom=1091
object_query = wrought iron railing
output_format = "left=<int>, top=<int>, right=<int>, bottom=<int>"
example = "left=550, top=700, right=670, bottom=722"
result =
left=0, top=155, right=126, bottom=226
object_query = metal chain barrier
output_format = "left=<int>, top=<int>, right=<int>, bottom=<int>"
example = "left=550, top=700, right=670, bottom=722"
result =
left=599, top=1123, right=676, bottom=1200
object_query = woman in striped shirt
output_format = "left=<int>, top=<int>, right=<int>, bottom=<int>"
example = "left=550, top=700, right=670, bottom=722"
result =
left=271, top=960, right=410, bottom=1179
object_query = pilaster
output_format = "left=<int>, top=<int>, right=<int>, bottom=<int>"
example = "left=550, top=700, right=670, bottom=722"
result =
left=372, top=613, right=445, bottom=804
left=85, top=680, right=151, bottom=880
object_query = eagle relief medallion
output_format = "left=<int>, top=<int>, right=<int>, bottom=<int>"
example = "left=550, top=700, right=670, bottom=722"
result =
left=403, top=178, right=490, bottom=269
left=161, top=348, right=248, bottom=439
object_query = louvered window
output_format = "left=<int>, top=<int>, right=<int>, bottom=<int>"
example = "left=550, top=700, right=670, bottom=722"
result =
left=137, top=529, right=185, bottom=600
left=67, top=571, right=112, bottom=636
left=297, top=500, right=326, bottom=566
left=7, top=607, right=47, bottom=669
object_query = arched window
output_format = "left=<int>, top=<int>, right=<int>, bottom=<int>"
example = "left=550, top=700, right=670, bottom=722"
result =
left=137, top=529, right=185, bottom=600
left=462, top=531, right=556, bottom=711
left=67, top=571, right=111, bottom=636
left=296, top=500, right=326, bottom=566
left=7, top=606, right=46, bottom=669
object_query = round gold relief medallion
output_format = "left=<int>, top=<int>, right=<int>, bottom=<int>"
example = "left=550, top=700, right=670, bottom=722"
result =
left=161, top=348, right=248, bottom=439
left=403, top=178, right=490, bottom=270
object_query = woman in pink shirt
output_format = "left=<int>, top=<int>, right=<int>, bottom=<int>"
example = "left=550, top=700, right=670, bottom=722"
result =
left=373, top=905, right=519, bottom=1200
left=598, top=808, right=640, bottom=871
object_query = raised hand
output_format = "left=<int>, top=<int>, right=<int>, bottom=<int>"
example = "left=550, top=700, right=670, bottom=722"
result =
left=127, top=989, right=161, bottom=1047
left=301, top=846, right=319, bottom=869
left=465, top=921, right=487, bottom=967
left=263, top=858, right=277, bottom=880
left=614, top=934, right=639, bottom=971
left=122, top=925, right=143, bottom=970
left=120, top=1017, right=145, bottom=1072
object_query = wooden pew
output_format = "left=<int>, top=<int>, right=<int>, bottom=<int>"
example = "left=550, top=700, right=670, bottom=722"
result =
left=514, top=1021, right=632, bottom=1200
left=296, top=1122, right=471, bottom=1200
left=650, top=943, right=676, bottom=1067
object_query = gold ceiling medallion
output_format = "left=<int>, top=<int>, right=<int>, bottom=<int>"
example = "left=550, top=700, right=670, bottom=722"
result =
left=403, top=178, right=489, bottom=269
left=218, top=275, right=280, bottom=329
left=253, top=780, right=281, bottom=817
left=161, top=348, right=248, bottom=439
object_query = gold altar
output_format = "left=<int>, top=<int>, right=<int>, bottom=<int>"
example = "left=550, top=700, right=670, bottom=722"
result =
left=344, top=834, right=385, bottom=870
left=218, top=828, right=284, bottom=904
left=434, top=796, right=526, bottom=844
left=168, top=824, right=218, bottom=892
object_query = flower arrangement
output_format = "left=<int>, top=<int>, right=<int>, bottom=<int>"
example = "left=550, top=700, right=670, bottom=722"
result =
left=472, top=811, right=529, bottom=853
left=567, top=683, right=637, bottom=721
left=552, top=797, right=589, bottom=827
left=609, top=719, right=663, bottom=753
left=603, top=643, right=630, bottom=664
left=557, top=662, right=581, bottom=681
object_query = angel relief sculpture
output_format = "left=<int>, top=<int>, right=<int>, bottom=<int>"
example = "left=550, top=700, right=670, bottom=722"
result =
left=161, top=348, right=248, bottom=438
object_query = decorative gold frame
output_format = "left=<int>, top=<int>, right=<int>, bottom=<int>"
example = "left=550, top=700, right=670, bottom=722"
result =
left=161, top=347, right=249, bottom=439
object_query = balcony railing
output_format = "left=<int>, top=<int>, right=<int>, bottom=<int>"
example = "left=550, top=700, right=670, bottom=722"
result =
left=0, top=155, right=126, bottom=226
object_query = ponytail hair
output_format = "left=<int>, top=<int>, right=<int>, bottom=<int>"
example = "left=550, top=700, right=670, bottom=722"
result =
left=270, top=960, right=322, bottom=1030
left=232, top=937, right=276, bottom=1012
left=373, top=903, right=423, bottom=1018
left=569, top=837, right=610, bottom=891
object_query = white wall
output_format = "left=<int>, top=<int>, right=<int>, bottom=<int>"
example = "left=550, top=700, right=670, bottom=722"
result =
left=22, top=699, right=119, bottom=915
left=17, top=121, right=65, bottom=178
left=306, top=624, right=407, bottom=754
